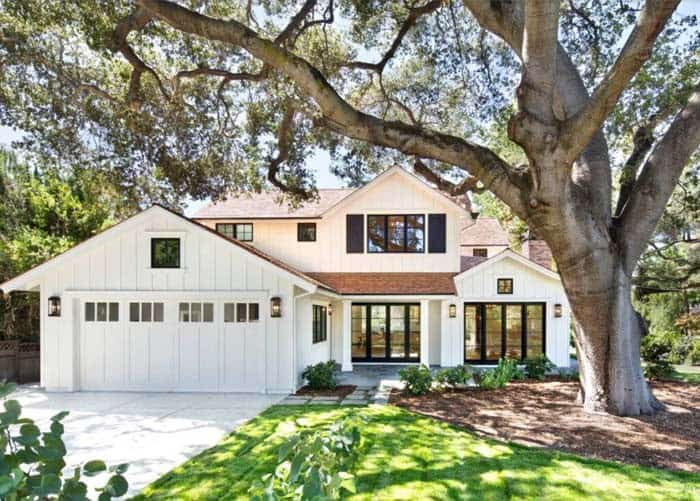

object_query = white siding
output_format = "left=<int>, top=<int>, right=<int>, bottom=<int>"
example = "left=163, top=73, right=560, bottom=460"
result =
left=295, top=295, right=333, bottom=385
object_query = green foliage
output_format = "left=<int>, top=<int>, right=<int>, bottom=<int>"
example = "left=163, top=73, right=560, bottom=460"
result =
left=248, top=414, right=363, bottom=500
left=641, top=332, right=674, bottom=363
left=435, top=365, right=474, bottom=389
left=399, top=365, right=433, bottom=395
left=644, top=360, right=674, bottom=380
left=523, top=354, right=556, bottom=381
left=478, top=358, right=524, bottom=390
left=0, top=381, right=129, bottom=500
left=687, top=338, right=700, bottom=366
left=301, top=361, right=337, bottom=390
left=558, top=367, right=580, bottom=382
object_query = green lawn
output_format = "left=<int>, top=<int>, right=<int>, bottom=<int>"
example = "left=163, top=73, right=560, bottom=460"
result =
left=666, top=364, right=700, bottom=384
left=134, top=405, right=699, bottom=501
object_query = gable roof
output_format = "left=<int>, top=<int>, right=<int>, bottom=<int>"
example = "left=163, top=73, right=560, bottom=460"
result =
left=461, top=217, right=509, bottom=246
left=454, top=248, right=561, bottom=282
left=193, top=188, right=354, bottom=219
left=304, top=272, right=457, bottom=295
left=0, top=205, right=329, bottom=294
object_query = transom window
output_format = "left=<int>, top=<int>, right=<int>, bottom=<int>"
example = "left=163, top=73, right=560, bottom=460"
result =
left=312, top=305, right=328, bottom=343
left=216, top=223, right=253, bottom=242
left=367, top=214, right=425, bottom=253
left=151, top=238, right=181, bottom=268
left=224, top=302, right=260, bottom=323
left=179, top=302, right=214, bottom=322
left=497, top=278, right=513, bottom=294
left=85, top=302, right=119, bottom=322
left=130, top=302, right=164, bottom=322
left=473, top=248, right=488, bottom=257
left=297, top=222, right=317, bottom=242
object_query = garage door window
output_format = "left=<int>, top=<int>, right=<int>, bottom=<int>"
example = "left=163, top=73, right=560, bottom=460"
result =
left=85, top=302, right=119, bottom=322
left=179, top=302, right=214, bottom=322
left=130, top=302, right=164, bottom=322
left=224, top=302, right=260, bottom=323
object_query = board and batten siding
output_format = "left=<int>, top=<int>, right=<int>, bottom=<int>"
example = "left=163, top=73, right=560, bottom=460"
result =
left=196, top=171, right=470, bottom=273
left=442, top=255, right=571, bottom=368
left=38, top=208, right=298, bottom=393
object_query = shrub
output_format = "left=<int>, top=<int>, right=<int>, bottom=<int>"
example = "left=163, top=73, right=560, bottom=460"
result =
left=524, top=354, right=556, bottom=380
left=641, top=332, right=673, bottom=363
left=644, top=360, right=674, bottom=380
left=558, top=367, right=580, bottom=381
left=0, top=381, right=129, bottom=500
left=688, top=338, right=700, bottom=366
left=478, top=358, right=524, bottom=390
left=249, top=414, right=363, bottom=500
left=435, top=364, right=474, bottom=389
left=399, top=364, right=433, bottom=395
left=302, top=360, right=337, bottom=390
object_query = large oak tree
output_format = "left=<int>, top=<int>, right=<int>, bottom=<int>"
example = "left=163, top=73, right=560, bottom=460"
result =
left=1, top=0, right=699, bottom=415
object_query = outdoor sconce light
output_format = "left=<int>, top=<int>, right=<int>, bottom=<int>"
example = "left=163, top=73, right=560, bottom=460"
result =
left=270, top=296, right=282, bottom=318
left=48, top=296, right=61, bottom=317
left=449, top=304, right=457, bottom=318
left=554, top=304, right=562, bottom=318
left=328, top=304, right=333, bottom=316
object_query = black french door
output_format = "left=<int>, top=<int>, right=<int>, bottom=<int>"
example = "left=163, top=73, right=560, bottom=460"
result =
left=351, top=303, right=420, bottom=362
left=464, top=303, right=546, bottom=364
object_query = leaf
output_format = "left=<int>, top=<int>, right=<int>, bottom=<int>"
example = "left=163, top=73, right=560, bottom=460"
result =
left=289, top=452, right=305, bottom=483
left=302, top=466, right=322, bottom=499
left=109, top=463, right=129, bottom=475
left=61, top=478, right=88, bottom=501
left=82, top=460, right=107, bottom=476
left=339, top=472, right=356, bottom=493
left=0, top=382, right=17, bottom=399
left=19, top=423, right=41, bottom=440
left=51, top=411, right=70, bottom=422
left=50, top=420, right=64, bottom=436
left=105, top=474, right=128, bottom=497
left=39, top=472, right=61, bottom=495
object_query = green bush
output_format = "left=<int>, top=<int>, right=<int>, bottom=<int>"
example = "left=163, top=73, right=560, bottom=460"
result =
left=302, top=360, right=337, bottom=390
left=478, top=358, right=524, bottom=390
left=435, top=364, right=474, bottom=388
left=688, top=338, right=700, bottom=365
left=524, top=354, right=556, bottom=380
left=399, top=364, right=433, bottom=395
left=644, top=360, right=674, bottom=380
left=641, top=333, right=673, bottom=363
left=0, top=381, right=129, bottom=500
left=558, top=367, right=580, bottom=381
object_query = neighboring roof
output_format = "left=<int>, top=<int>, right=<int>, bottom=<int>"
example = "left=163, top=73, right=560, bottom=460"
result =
left=454, top=248, right=560, bottom=282
left=304, top=272, right=457, bottom=295
left=192, top=189, right=355, bottom=219
left=461, top=218, right=509, bottom=246
left=460, top=255, right=488, bottom=272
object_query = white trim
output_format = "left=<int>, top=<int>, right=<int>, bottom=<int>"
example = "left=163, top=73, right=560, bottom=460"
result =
left=454, top=249, right=560, bottom=282
left=63, top=289, right=269, bottom=299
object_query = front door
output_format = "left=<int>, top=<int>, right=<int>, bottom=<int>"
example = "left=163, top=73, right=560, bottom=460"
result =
left=351, top=303, right=420, bottom=362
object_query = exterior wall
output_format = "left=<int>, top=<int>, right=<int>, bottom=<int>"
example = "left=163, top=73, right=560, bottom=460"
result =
left=38, top=208, right=298, bottom=393
left=446, top=256, right=570, bottom=367
left=461, top=245, right=508, bottom=259
left=295, top=294, right=332, bottom=383
left=428, top=300, right=441, bottom=366
left=197, top=171, right=470, bottom=273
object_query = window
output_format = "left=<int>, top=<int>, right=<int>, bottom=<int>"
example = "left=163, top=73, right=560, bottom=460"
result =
left=473, top=248, right=488, bottom=257
left=497, top=278, right=513, bottom=294
left=216, top=223, right=253, bottom=242
left=151, top=238, right=180, bottom=268
left=312, top=305, right=327, bottom=343
left=297, top=222, right=317, bottom=242
left=85, top=302, right=118, bottom=322
left=130, top=302, right=164, bottom=322
left=367, top=214, right=424, bottom=253
left=179, top=302, right=214, bottom=322
left=224, top=302, right=260, bottom=323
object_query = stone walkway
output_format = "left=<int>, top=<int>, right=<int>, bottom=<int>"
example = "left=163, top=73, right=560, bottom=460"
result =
left=279, top=382, right=394, bottom=406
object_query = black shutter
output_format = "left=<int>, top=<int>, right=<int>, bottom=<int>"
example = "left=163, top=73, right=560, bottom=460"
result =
left=346, top=214, right=364, bottom=253
left=428, top=213, right=446, bottom=253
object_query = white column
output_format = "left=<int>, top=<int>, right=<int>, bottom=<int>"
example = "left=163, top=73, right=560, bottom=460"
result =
left=341, top=300, right=353, bottom=371
left=420, top=299, right=430, bottom=367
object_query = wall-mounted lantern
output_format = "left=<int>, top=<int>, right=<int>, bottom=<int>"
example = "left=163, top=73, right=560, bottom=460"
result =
left=48, top=296, right=62, bottom=317
left=328, top=303, right=333, bottom=316
left=554, top=303, right=562, bottom=318
left=270, top=296, right=282, bottom=318
left=448, top=304, right=457, bottom=318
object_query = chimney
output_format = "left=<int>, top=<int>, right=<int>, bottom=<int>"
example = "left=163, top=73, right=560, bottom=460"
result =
left=522, top=233, right=555, bottom=271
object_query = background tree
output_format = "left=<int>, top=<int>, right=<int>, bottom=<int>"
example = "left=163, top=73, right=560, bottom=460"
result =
left=1, top=1, right=699, bottom=415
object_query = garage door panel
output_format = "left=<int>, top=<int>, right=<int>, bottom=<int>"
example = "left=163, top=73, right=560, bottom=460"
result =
left=199, top=329, right=219, bottom=388
left=82, top=325, right=105, bottom=389
left=129, top=327, right=149, bottom=386
left=178, top=328, right=200, bottom=387
left=244, top=326, right=265, bottom=391
left=148, top=328, right=177, bottom=388
left=104, top=326, right=127, bottom=387
left=223, top=326, right=245, bottom=390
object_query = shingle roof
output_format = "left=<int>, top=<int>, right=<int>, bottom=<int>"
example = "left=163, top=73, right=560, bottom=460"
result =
left=192, top=189, right=355, bottom=219
left=461, top=218, right=509, bottom=246
left=460, top=255, right=488, bottom=272
left=303, top=272, right=457, bottom=295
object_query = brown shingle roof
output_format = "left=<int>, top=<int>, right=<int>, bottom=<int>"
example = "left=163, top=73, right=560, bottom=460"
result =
left=192, top=188, right=355, bottom=219
left=461, top=218, right=509, bottom=246
left=460, top=255, right=488, bottom=272
left=304, top=273, right=457, bottom=295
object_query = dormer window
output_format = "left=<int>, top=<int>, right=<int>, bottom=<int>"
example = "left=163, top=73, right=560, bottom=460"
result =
left=216, top=223, right=253, bottom=242
left=367, top=214, right=425, bottom=253
left=473, top=248, right=488, bottom=257
left=151, top=238, right=181, bottom=268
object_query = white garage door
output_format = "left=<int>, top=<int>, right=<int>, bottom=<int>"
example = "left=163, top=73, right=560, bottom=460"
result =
left=79, top=298, right=266, bottom=392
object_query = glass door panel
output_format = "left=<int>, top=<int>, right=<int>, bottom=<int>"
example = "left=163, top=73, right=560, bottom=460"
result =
left=464, top=305, right=480, bottom=360
left=351, top=305, right=367, bottom=358
left=484, top=304, right=502, bottom=361
left=408, top=305, right=421, bottom=359
left=505, top=305, right=523, bottom=359
left=370, top=305, right=387, bottom=359
left=526, top=304, right=544, bottom=357
left=389, top=306, right=406, bottom=358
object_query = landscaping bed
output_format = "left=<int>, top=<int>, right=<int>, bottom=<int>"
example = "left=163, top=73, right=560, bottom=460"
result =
left=295, top=384, right=356, bottom=398
left=390, top=379, right=700, bottom=473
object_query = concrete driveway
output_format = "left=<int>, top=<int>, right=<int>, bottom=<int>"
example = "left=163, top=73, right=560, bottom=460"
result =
left=14, top=388, right=283, bottom=496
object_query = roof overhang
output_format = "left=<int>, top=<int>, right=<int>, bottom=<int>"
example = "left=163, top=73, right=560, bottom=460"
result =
left=453, top=249, right=561, bottom=283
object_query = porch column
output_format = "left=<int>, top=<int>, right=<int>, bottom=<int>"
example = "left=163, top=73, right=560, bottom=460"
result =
left=420, top=299, right=430, bottom=366
left=341, top=300, right=353, bottom=371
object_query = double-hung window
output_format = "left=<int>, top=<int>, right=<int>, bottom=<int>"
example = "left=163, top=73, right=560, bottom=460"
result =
left=216, top=223, right=253, bottom=242
left=367, top=214, right=424, bottom=253
left=312, top=305, right=327, bottom=343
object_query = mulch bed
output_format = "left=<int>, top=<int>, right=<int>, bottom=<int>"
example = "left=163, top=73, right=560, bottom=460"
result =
left=295, top=384, right=356, bottom=398
left=389, top=379, right=700, bottom=473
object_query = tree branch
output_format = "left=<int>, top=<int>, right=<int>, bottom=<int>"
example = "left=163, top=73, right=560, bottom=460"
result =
left=136, top=0, right=529, bottom=218
left=617, top=81, right=700, bottom=273
left=413, top=159, right=483, bottom=196
left=267, top=105, right=312, bottom=200
left=560, top=0, right=680, bottom=161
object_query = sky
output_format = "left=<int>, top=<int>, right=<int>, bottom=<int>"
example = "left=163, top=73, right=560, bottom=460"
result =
left=1, top=0, right=698, bottom=214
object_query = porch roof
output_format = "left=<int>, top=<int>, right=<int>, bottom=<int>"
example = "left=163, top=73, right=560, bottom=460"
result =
left=303, top=272, right=457, bottom=295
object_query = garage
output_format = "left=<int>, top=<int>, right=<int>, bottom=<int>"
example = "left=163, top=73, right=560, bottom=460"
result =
left=79, top=298, right=267, bottom=392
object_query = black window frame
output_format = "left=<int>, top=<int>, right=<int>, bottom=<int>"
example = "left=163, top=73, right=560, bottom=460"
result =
left=351, top=303, right=421, bottom=362
left=497, top=278, right=514, bottom=294
left=151, top=238, right=181, bottom=269
left=297, top=222, right=317, bottom=242
left=367, top=214, right=425, bottom=253
left=312, top=304, right=328, bottom=344
left=215, top=223, right=253, bottom=242
left=473, top=248, right=488, bottom=257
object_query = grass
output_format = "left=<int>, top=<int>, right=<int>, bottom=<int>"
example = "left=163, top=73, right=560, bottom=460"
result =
left=666, top=364, right=700, bottom=384
left=134, top=405, right=699, bottom=501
